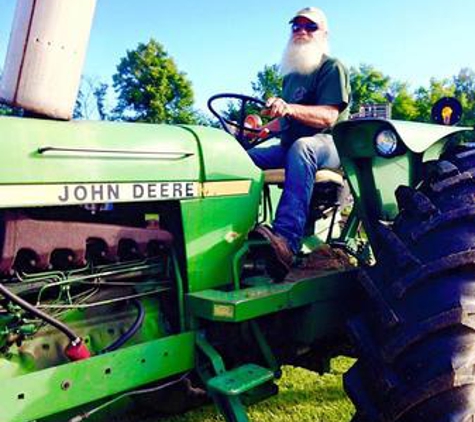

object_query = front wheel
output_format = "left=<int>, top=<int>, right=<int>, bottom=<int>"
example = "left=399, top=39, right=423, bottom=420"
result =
left=345, top=149, right=475, bottom=421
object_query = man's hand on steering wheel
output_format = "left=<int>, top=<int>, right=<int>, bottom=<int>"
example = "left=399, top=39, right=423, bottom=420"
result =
left=207, top=93, right=288, bottom=150
left=262, top=97, right=293, bottom=119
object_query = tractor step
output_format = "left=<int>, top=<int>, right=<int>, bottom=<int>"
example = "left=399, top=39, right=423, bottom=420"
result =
left=187, top=282, right=290, bottom=322
left=207, top=364, right=274, bottom=396
left=187, top=269, right=357, bottom=322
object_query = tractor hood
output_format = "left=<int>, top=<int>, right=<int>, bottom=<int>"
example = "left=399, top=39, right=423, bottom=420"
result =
left=0, top=116, right=258, bottom=184
left=0, top=116, right=260, bottom=207
left=0, top=117, right=200, bottom=184
left=333, top=118, right=473, bottom=157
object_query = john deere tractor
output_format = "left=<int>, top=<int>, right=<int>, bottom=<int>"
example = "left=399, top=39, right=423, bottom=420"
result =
left=0, top=88, right=474, bottom=422
left=1, top=2, right=475, bottom=421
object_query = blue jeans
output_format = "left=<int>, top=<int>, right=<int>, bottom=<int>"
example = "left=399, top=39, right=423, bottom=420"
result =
left=249, top=134, right=340, bottom=253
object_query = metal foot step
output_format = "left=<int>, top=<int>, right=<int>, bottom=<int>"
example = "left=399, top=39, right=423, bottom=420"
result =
left=207, top=364, right=274, bottom=396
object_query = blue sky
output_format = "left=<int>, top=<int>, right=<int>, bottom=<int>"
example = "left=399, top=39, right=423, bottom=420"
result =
left=1, top=0, right=475, bottom=113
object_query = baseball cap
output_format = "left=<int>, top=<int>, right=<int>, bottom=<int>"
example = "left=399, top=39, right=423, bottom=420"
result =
left=289, top=7, right=328, bottom=31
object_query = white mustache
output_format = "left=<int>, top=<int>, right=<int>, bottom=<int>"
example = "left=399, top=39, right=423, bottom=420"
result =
left=280, top=37, right=328, bottom=76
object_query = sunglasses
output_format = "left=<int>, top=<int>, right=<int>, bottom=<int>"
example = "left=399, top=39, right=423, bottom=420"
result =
left=291, top=22, right=319, bottom=33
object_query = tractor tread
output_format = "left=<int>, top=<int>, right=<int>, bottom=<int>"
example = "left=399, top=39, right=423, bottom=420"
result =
left=345, top=149, right=475, bottom=421
left=345, top=362, right=382, bottom=422
left=382, top=305, right=475, bottom=362
left=359, top=271, right=400, bottom=327
left=376, top=223, right=421, bottom=273
left=347, top=316, right=400, bottom=392
left=391, top=249, right=475, bottom=298
left=409, top=205, right=475, bottom=242
left=430, top=171, right=473, bottom=193
left=432, top=160, right=460, bottom=178
left=395, top=186, right=438, bottom=219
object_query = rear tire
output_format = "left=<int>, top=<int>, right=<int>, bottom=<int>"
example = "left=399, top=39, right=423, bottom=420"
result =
left=345, top=149, right=475, bottom=421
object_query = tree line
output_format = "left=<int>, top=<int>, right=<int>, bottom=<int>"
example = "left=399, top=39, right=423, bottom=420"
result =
left=2, top=38, right=475, bottom=126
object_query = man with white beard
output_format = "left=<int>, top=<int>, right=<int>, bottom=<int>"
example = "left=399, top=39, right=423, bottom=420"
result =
left=249, top=7, right=350, bottom=282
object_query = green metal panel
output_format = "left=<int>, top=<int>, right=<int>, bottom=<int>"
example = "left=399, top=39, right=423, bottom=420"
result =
left=177, top=126, right=264, bottom=293
left=0, top=296, right=170, bottom=380
left=383, top=120, right=471, bottom=153
left=333, top=119, right=473, bottom=222
left=181, top=179, right=263, bottom=293
left=0, top=116, right=201, bottom=184
left=188, top=284, right=289, bottom=321
left=0, top=117, right=262, bottom=186
left=181, top=126, right=263, bottom=181
left=333, top=118, right=475, bottom=261
left=187, top=269, right=358, bottom=322
left=287, top=268, right=359, bottom=302
left=341, top=154, right=412, bottom=222
left=289, top=301, right=351, bottom=342
left=333, top=118, right=472, bottom=157
left=0, top=332, right=195, bottom=422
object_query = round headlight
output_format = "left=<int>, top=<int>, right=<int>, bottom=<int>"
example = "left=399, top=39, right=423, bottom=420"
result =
left=374, top=129, right=398, bottom=157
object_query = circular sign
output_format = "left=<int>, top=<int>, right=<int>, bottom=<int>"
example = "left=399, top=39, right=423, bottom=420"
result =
left=431, top=97, right=463, bottom=126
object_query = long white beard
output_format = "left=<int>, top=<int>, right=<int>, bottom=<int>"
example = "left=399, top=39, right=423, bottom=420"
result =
left=280, top=37, right=328, bottom=76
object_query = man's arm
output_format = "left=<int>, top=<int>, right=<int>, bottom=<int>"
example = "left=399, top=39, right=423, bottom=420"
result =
left=263, top=97, right=339, bottom=129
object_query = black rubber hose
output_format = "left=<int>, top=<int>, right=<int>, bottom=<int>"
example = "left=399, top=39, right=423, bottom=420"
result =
left=102, top=299, right=145, bottom=353
left=0, top=283, right=78, bottom=341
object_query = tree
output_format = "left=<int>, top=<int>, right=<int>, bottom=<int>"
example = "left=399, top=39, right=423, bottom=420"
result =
left=0, top=69, right=19, bottom=116
left=414, top=78, right=456, bottom=123
left=349, top=64, right=391, bottom=115
left=73, top=88, right=85, bottom=120
left=453, top=68, right=475, bottom=102
left=453, top=68, right=475, bottom=126
left=0, top=103, right=15, bottom=116
left=390, top=82, right=418, bottom=121
left=73, top=76, right=111, bottom=120
left=251, top=64, right=283, bottom=100
left=220, top=64, right=283, bottom=126
left=112, top=38, right=196, bottom=124
left=220, top=61, right=475, bottom=126
left=93, top=82, right=110, bottom=121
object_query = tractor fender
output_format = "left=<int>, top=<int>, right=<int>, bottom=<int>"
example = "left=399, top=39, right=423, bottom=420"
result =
left=333, top=118, right=472, bottom=156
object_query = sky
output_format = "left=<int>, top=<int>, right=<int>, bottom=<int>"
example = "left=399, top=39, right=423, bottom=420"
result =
left=1, top=0, right=475, bottom=114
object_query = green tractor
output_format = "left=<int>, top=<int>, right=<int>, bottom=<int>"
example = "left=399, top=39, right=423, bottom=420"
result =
left=0, top=83, right=475, bottom=422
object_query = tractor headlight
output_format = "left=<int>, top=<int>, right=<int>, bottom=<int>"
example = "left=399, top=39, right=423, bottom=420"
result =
left=374, top=129, right=399, bottom=157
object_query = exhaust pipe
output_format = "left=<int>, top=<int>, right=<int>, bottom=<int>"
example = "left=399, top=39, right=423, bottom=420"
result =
left=0, top=0, right=97, bottom=120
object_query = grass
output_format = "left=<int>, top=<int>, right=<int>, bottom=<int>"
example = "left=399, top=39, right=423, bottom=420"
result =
left=160, top=357, right=355, bottom=422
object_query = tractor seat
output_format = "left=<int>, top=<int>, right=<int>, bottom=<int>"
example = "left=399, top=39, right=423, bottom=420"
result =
left=261, top=168, right=346, bottom=239
left=263, top=168, right=344, bottom=186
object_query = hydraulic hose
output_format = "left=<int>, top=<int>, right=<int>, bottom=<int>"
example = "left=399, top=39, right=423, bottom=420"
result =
left=102, top=299, right=145, bottom=353
left=0, top=283, right=78, bottom=341
left=68, top=371, right=190, bottom=422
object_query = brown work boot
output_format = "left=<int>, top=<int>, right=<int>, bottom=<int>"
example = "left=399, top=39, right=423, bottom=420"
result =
left=249, top=225, right=294, bottom=282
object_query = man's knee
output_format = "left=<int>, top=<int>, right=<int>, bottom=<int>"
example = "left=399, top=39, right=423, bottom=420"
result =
left=288, top=135, right=339, bottom=168
left=248, top=148, right=260, bottom=166
left=288, top=136, right=322, bottom=163
left=248, top=144, right=286, bottom=170
left=248, top=147, right=271, bottom=168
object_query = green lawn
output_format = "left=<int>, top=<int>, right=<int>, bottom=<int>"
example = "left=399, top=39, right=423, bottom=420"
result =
left=161, top=358, right=355, bottom=422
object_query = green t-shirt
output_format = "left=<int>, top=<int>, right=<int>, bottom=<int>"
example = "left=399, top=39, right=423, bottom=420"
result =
left=281, top=56, right=350, bottom=146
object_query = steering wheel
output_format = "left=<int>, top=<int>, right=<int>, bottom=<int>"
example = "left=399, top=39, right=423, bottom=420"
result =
left=207, top=93, right=287, bottom=150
